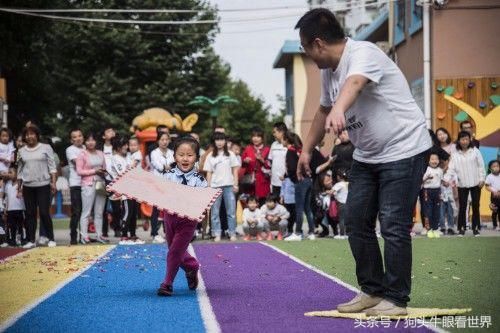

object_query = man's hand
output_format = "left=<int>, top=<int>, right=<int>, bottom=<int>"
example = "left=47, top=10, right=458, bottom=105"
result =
left=478, top=181, right=484, bottom=189
left=325, top=108, right=346, bottom=135
left=50, top=181, right=57, bottom=194
left=297, top=151, right=312, bottom=181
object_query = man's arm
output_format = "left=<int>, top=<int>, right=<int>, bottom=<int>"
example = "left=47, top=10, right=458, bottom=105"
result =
left=325, top=75, right=369, bottom=134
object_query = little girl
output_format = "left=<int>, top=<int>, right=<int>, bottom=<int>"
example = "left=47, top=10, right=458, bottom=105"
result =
left=485, top=160, right=500, bottom=231
left=422, top=152, right=443, bottom=238
left=203, top=132, right=240, bottom=242
left=332, top=169, right=348, bottom=239
left=158, top=136, right=207, bottom=296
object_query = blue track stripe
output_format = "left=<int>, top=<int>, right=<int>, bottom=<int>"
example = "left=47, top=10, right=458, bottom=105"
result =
left=7, top=245, right=205, bottom=333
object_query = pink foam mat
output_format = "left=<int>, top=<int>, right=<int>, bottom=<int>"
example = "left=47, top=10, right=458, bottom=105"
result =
left=107, top=167, right=222, bottom=222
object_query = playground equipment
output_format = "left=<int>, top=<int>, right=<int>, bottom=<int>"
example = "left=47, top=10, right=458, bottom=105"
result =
left=131, top=107, right=199, bottom=217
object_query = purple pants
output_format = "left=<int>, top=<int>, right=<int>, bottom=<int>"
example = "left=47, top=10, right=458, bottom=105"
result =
left=162, top=212, right=199, bottom=286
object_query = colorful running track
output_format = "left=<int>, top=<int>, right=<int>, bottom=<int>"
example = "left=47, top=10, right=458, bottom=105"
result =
left=0, top=243, right=434, bottom=332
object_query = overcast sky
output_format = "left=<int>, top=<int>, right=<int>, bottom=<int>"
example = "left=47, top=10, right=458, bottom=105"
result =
left=209, top=0, right=308, bottom=114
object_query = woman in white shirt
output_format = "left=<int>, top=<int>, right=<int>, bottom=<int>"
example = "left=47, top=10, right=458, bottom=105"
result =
left=149, top=132, right=174, bottom=243
left=449, top=131, right=485, bottom=236
left=203, top=132, right=240, bottom=242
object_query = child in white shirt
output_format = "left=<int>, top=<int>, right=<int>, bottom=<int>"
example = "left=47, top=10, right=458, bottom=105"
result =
left=332, top=169, right=349, bottom=239
left=440, top=158, right=457, bottom=235
left=127, top=137, right=143, bottom=169
left=260, top=194, right=290, bottom=240
left=242, top=196, right=264, bottom=240
left=4, top=166, right=25, bottom=246
left=422, top=153, right=443, bottom=238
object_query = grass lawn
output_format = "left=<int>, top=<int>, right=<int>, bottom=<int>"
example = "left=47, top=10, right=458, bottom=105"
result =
left=273, top=237, right=500, bottom=333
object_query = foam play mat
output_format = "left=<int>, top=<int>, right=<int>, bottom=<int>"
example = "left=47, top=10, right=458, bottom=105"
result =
left=305, top=307, right=472, bottom=320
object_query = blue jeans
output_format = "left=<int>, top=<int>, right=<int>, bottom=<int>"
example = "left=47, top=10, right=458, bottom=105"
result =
left=211, top=186, right=236, bottom=236
left=294, top=178, right=314, bottom=234
left=345, top=151, right=427, bottom=307
left=440, top=200, right=454, bottom=229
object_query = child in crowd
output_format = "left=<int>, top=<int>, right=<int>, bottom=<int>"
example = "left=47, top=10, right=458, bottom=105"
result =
left=101, top=126, right=116, bottom=238
left=440, top=157, right=457, bottom=235
left=332, top=169, right=348, bottom=239
left=280, top=176, right=295, bottom=236
left=4, top=166, right=26, bottom=246
left=242, top=195, right=264, bottom=240
left=422, top=153, right=443, bottom=238
left=260, top=194, right=289, bottom=240
left=158, top=136, right=207, bottom=296
left=127, top=137, right=143, bottom=169
left=110, top=136, right=143, bottom=245
left=230, top=139, right=242, bottom=166
left=485, top=160, right=500, bottom=231
left=204, top=132, right=240, bottom=242
left=0, top=128, right=15, bottom=180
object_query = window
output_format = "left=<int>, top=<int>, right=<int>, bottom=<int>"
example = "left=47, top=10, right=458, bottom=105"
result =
left=409, top=0, right=423, bottom=35
left=394, top=0, right=406, bottom=45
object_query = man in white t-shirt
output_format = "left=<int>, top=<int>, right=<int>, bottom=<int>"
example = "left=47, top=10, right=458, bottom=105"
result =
left=269, top=122, right=288, bottom=196
left=65, top=129, right=85, bottom=245
left=295, top=9, right=431, bottom=316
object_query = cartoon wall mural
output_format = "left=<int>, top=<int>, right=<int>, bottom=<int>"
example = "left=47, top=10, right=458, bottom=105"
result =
left=435, top=77, right=500, bottom=217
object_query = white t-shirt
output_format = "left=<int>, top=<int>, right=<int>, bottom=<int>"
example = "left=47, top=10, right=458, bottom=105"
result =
left=109, top=154, right=128, bottom=180
left=150, top=148, right=175, bottom=176
left=126, top=151, right=143, bottom=169
left=203, top=151, right=240, bottom=188
left=0, top=141, right=15, bottom=173
left=65, top=145, right=85, bottom=187
left=333, top=181, right=348, bottom=204
left=320, top=38, right=431, bottom=164
left=485, top=173, right=500, bottom=192
left=423, top=166, right=443, bottom=189
left=268, top=141, right=287, bottom=187
left=103, top=144, right=113, bottom=181
left=5, top=181, right=25, bottom=211
left=242, top=208, right=261, bottom=224
left=441, top=169, right=458, bottom=202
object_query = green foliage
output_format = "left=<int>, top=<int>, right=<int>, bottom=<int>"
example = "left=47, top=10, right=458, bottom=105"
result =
left=0, top=0, right=275, bottom=147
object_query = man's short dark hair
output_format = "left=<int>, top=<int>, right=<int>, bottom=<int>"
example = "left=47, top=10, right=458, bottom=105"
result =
left=295, top=8, right=345, bottom=44
left=460, top=120, right=472, bottom=129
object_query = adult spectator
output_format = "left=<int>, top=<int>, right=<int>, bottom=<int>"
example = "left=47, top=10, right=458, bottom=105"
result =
left=460, top=121, right=480, bottom=148
left=269, top=122, right=288, bottom=196
left=66, top=128, right=85, bottom=245
left=450, top=131, right=485, bottom=236
left=17, top=124, right=58, bottom=248
left=241, top=127, right=271, bottom=205
left=435, top=127, right=456, bottom=155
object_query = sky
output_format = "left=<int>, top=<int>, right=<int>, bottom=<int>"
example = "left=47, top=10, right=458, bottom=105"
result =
left=209, top=0, right=308, bottom=114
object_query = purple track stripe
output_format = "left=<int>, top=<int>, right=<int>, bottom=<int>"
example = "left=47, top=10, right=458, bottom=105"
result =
left=194, top=243, right=433, bottom=333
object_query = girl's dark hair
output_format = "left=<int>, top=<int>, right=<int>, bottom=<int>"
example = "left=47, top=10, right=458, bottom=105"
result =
left=456, top=131, right=472, bottom=151
left=157, top=131, right=170, bottom=142
left=111, top=135, right=129, bottom=152
left=315, top=170, right=333, bottom=192
left=173, top=135, right=201, bottom=160
left=336, top=168, right=348, bottom=181
left=265, top=193, right=279, bottom=203
left=0, top=127, right=13, bottom=140
left=21, top=124, right=41, bottom=142
left=85, top=132, right=98, bottom=142
left=273, top=122, right=288, bottom=133
left=428, top=129, right=439, bottom=147
left=435, top=127, right=451, bottom=144
left=251, top=127, right=265, bottom=139
left=284, top=131, right=302, bottom=149
left=211, top=132, right=229, bottom=157
left=246, top=195, right=257, bottom=204
left=487, top=159, right=500, bottom=174
left=295, top=8, right=345, bottom=45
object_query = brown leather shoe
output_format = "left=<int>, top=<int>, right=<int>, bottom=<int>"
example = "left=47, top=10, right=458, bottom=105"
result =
left=337, top=292, right=383, bottom=313
left=364, top=299, right=408, bottom=317
left=185, top=269, right=199, bottom=290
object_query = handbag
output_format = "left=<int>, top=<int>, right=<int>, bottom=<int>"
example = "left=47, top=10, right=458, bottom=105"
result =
left=240, top=172, right=255, bottom=186
left=95, top=180, right=107, bottom=196
left=328, top=199, right=338, bottom=219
